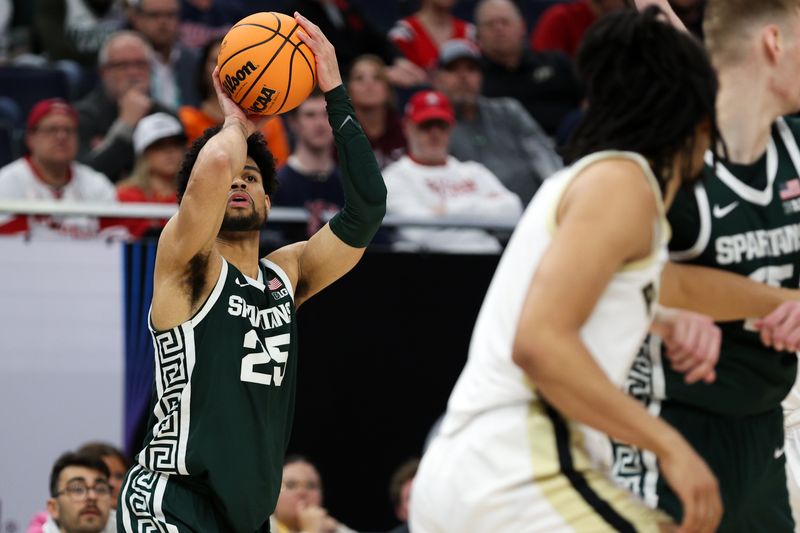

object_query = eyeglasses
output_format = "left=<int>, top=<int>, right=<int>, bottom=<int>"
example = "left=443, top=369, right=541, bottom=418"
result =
left=34, top=126, right=77, bottom=137
left=282, top=479, right=321, bottom=491
left=137, top=9, right=179, bottom=19
left=55, top=481, right=113, bottom=500
left=103, top=59, right=150, bottom=71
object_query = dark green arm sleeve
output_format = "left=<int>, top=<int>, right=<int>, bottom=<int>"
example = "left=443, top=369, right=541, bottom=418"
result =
left=325, top=85, right=387, bottom=248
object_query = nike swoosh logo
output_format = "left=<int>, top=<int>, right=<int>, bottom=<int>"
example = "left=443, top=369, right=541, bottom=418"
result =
left=713, top=201, right=739, bottom=218
left=338, top=115, right=355, bottom=131
left=775, top=446, right=785, bottom=459
left=235, top=278, right=250, bottom=287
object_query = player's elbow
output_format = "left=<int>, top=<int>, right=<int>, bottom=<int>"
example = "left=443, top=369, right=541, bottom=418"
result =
left=512, top=329, right=551, bottom=376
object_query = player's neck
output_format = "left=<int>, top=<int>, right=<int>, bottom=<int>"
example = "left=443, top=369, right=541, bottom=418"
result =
left=216, top=234, right=261, bottom=278
left=716, top=68, right=779, bottom=165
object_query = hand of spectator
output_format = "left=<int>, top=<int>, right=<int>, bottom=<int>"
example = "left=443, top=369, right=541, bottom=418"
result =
left=297, top=502, right=337, bottom=533
left=386, top=57, right=429, bottom=88
left=211, top=66, right=265, bottom=137
left=294, top=12, right=343, bottom=93
left=650, top=306, right=720, bottom=384
left=118, top=88, right=152, bottom=128
left=754, top=301, right=800, bottom=352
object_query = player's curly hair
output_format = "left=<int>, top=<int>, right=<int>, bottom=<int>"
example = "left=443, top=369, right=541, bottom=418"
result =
left=176, top=126, right=277, bottom=204
left=564, top=6, right=720, bottom=190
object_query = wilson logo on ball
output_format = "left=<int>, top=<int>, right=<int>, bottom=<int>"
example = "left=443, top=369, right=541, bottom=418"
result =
left=248, top=86, right=279, bottom=114
left=223, top=61, right=259, bottom=94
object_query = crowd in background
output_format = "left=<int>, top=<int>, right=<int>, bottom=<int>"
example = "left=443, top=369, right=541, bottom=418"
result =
left=1, top=1, right=707, bottom=531
left=0, top=0, right=706, bottom=253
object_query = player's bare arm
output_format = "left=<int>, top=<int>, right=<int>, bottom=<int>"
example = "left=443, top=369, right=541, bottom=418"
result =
left=266, top=12, right=386, bottom=308
left=150, top=67, right=265, bottom=329
left=512, top=160, right=721, bottom=533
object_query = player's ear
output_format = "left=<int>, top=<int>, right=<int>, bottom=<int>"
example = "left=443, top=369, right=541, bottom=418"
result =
left=265, top=194, right=271, bottom=212
left=47, top=498, right=60, bottom=521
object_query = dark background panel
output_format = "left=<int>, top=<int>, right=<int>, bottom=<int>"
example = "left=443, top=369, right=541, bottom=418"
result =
left=288, top=250, right=501, bottom=531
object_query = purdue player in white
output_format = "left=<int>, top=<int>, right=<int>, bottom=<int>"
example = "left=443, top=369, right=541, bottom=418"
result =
left=409, top=8, right=723, bottom=533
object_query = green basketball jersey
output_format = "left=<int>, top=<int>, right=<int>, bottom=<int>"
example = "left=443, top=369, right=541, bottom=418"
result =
left=662, top=116, right=800, bottom=415
left=136, top=257, right=297, bottom=531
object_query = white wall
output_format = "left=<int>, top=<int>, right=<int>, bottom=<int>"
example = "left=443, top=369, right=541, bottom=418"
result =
left=0, top=237, right=124, bottom=531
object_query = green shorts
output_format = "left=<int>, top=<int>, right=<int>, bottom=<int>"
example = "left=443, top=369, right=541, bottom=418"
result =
left=117, top=464, right=271, bottom=533
left=654, top=403, right=792, bottom=532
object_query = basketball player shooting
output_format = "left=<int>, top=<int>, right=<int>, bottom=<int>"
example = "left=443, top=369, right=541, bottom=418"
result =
left=116, top=13, right=386, bottom=533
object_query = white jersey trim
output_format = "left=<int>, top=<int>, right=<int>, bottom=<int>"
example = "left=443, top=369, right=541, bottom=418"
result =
left=669, top=183, right=712, bottom=261
left=191, top=258, right=228, bottom=326
left=704, top=142, right=777, bottom=206
left=261, top=258, right=295, bottom=301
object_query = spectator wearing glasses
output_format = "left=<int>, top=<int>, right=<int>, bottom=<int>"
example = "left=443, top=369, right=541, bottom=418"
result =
left=0, top=98, right=118, bottom=239
left=75, top=30, right=178, bottom=183
left=128, top=0, right=200, bottom=109
left=45, top=451, right=114, bottom=533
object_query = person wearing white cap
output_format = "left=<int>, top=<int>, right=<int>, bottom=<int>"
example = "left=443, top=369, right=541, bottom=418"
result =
left=116, top=112, right=186, bottom=237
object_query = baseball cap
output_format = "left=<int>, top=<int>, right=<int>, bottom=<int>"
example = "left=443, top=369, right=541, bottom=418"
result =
left=26, top=98, right=78, bottom=131
left=437, top=39, right=481, bottom=69
left=133, top=113, right=186, bottom=155
left=404, top=90, right=455, bottom=125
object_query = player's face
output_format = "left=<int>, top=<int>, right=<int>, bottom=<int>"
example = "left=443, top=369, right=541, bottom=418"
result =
left=274, top=461, right=323, bottom=528
left=47, top=467, right=112, bottom=533
left=348, top=59, right=390, bottom=109
left=27, top=113, right=78, bottom=166
left=434, top=59, right=482, bottom=108
left=221, top=157, right=269, bottom=232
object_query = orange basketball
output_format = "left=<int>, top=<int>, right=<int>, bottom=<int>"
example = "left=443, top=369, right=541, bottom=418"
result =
left=217, top=12, right=317, bottom=116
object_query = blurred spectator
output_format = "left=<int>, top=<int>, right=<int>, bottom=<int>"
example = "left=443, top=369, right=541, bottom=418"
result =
left=388, top=0, right=475, bottom=72
left=75, top=30, right=177, bottom=183
left=29, top=443, right=129, bottom=533
left=385, top=458, right=418, bottom=533
left=270, top=455, right=356, bottom=533
left=32, top=0, right=124, bottom=68
left=287, top=0, right=427, bottom=87
left=272, top=89, right=343, bottom=243
left=474, top=0, right=583, bottom=137
left=347, top=54, right=406, bottom=170
left=39, top=451, right=113, bottom=533
left=178, top=0, right=245, bottom=50
left=178, top=37, right=289, bottom=167
left=75, top=442, right=130, bottom=512
left=529, top=0, right=628, bottom=58
left=383, top=90, right=522, bottom=254
left=0, top=98, right=118, bottom=239
left=0, top=0, right=13, bottom=59
left=117, top=112, right=185, bottom=237
left=128, top=0, right=199, bottom=108
left=433, top=39, right=561, bottom=205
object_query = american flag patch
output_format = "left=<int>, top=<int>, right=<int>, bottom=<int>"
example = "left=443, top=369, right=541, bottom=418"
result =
left=267, top=277, right=283, bottom=291
left=780, top=178, right=800, bottom=200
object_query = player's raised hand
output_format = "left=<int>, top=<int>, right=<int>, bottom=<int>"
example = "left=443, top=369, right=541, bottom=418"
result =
left=754, top=300, right=800, bottom=352
left=659, top=441, right=722, bottom=533
left=294, top=12, right=342, bottom=92
left=650, top=307, right=721, bottom=384
left=211, top=66, right=265, bottom=136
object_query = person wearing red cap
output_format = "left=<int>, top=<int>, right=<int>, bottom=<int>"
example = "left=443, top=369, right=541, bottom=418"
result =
left=382, top=89, right=523, bottom=253
left=0, top=98, right=118, bottom=239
